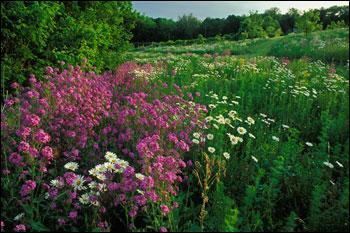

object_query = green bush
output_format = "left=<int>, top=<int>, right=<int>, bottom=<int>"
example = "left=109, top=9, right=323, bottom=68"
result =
left=1, top=1, right=137, bottom=94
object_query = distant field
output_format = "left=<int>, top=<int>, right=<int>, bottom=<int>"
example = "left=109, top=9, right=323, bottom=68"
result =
left=129, top=28, right=349, bottom=64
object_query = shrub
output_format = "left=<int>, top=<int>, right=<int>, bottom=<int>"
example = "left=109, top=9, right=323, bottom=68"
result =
left=1, top=1, right=137, bottom=95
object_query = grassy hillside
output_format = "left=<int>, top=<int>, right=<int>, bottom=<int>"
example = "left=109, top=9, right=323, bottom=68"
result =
left=129, top=28, right=349, bottom=64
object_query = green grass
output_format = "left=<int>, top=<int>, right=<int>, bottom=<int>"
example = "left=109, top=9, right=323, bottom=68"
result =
left=129, top=28, right=349, bottom=64
left=126, top=34, right=349, bottom=231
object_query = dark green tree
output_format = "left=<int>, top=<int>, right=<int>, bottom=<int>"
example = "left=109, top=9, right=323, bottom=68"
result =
left=296, top=10, right=323, bottom=35
left=175, top=14, right=201, bottom=39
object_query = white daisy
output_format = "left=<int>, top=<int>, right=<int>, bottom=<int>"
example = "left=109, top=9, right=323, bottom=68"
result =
left=50, top=179, right=60, bottom=188
left=335, top=161, right=343, bottom=168
left=64, top=162, right=79, bottom=171
left=192, top=139, right=200, bottom=144
left=137, top=189, right=145, bottom=195
left=205, top=116, right=214, bottom=122
left=104, top=162, right=115, bottom=172
left=14, top=213, right=25, bottom=221
left=79, top=193, right=90, bottom=205
left=225, top=118, right=231, bottom=124
left=237, top=127, right=247, bottom=135
left=116, top=159, right=129, bottom=169
left=246, top=117, right=255, bottom=125
left=223, top=152, right=230, bottom=160
left=207, top=134, right=214, bottom=140
left=96, top=164, right=107, bottom=173
left=305, top=142, right=313, bottom=147
left=88, top=181, right=97, bottom=189
left=105, top=151, right=117, bottom=161
left=272, top=136, right=280, bottom=142
left=89, top=168, right=99, bottom=177
left=72, top=175, right=86, bottom=191
left=135, top=173, right=145, bottom=181
left=96, top=173, right=107, bottom=181
left=208, top=147, right=216, bottom=153
left=251, top=156, right=258, bottom=163
left=323, top=161, right=334, bottom=169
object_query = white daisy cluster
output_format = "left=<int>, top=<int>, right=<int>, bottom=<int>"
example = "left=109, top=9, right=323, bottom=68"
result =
left=89, top=151, right=129, bottom=181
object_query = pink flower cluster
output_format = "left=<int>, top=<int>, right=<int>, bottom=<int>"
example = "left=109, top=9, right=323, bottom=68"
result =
left=1, top=61, right=207, bottom=230
left=20, top=180, right=36, bottom=197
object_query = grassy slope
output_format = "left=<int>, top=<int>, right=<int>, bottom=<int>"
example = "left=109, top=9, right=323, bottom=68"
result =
left=130, top=28, right=349, bottom=64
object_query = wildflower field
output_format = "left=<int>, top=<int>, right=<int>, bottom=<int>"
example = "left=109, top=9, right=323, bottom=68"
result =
left=1, top=19, right=349, bottom=233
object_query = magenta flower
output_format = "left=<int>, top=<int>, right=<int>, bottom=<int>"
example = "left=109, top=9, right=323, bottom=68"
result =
left=41, top=146, right=53, bottom=161
left=160, top=204, right=170, bottom=215
left=128, top=207, right=138, bottom=218
left=159, top=226, right=168, bottom=232
left=18, top=141, right=30, bottom=152
left=48, top=188, right=58, bottom=199
left=64, top=172, right=77, bottom=186
left=24, top=114, right=40, bottom=127
left=20, top=180, right=36, bottom=197
left=11, top=82, right=19, bottom=89
left=176, top=140, right=189, bottom=152
left=68, top=210, right=77, bottom=220
left=8, top=153, right=22, bottom=166
left=34, top=129, right=51, bottom=144
left=108, top=182, right=119, bottom=191
left=172, top=202, right=179, bottom=208
left=28, top=147, right=39, bottom=158
left=16, top=126, right=31, bottom=139
left=14, top=224, right=26, bottom=232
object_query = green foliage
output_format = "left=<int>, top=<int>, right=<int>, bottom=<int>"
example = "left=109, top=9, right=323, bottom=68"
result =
left=282, top=211, right=298, bottom=232
left=1, top=1, right=137, bottom=92
left=206, top=181, right=236, bottom=232
left=224, top=208, right=239, bottom=232
left=175, top=14, right=201, bottom=40
left=327, top=20, right=347, bottom=29
left=240, top=11, right=267, bottom=39
left=132, top=5, right=349, bottom=44
left=296, top=10, right=323, bottom=35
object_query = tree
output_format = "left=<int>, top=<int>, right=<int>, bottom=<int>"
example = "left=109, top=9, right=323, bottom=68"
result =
left=155, top=18, right=176, bottom=41
left=1, top=1, right=137, bottom=91
left=132, top=14, right=157, bottom=42
left=263, top=15, right=283, bottom=37
left=296, top=10, right=322, bottom=35
left=222, top=15, right=243, bottom=37
left=319, top=5, right=349, bottom=29
left=200, top=17, right=225, bottom=37
left=239, top=11, right=267, bottom=39
left=279, top=8, right=301, bottom=34
left=175, top=14, right=201, bottom=39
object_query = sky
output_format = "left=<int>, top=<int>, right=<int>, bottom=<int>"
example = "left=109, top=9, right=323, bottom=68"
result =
left=132, top=1, right=349, bottom=20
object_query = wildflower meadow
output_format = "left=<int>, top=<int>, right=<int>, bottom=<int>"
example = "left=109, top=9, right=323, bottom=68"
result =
left=1, top=1, right=349, bottom=232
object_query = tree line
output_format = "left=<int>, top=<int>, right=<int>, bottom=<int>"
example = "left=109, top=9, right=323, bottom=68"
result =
left=132, top=5, right=349, bottom=44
